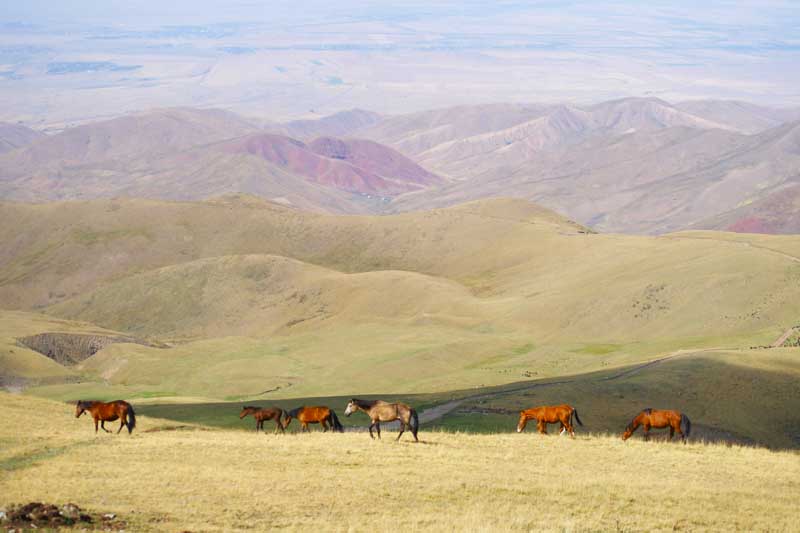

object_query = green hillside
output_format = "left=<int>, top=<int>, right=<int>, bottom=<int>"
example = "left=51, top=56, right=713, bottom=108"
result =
left=1, top=197, right=799, bottom=447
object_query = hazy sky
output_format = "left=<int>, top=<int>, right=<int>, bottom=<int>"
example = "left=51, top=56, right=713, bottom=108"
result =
left=1, top=1, right=799, bottom=124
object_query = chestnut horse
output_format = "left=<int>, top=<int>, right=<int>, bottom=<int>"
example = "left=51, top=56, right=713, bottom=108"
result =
left=344, top=399, right=419, bottom=442
left=622, top=408, right=691, bottom=443
left=283, top=406, right=344, bottom=432
left=516, top=404, right=582, bottom=437
left=75, top=400, right=136, bottom=434
left=239, top=406, right=285, bottom=434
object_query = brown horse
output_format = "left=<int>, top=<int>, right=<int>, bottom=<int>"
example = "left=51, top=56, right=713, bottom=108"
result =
left=239, top=406, right=285, bottom=434
left=516, top=404, right=582, bottom=437
left=622, top=408, right=691, bottom=443
left=283, top=406, right=344, bottom=432
left=344, top=399, right=419, bottom=442
left=75, top=400, right=136, bottom=434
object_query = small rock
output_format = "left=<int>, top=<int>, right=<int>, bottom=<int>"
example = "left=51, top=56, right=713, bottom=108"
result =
left=60, top=503, right=82, bottom=520
left=103, top=513, right=116, bottom=519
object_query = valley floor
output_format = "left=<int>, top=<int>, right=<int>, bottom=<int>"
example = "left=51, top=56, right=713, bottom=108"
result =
left=1, top=393, right=797, bottom=532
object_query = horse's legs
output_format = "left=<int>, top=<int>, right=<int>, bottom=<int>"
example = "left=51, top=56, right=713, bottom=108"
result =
left=117, top=417, right=126, bottom=434
left=275, top=418, right=284, bottom=434
left=643, top=424, right=650, bottom=441
left=100, top=420, right=111, bottom=433
left=375, top=422, right=381, bottom=439
left=368, top=421, right=375, bottom=439
left=321, top=419, right=329, bottom=432
left=537, top=420, right=547, bottom=434
left=669, top=426, right=675, bottom=440
left=396, top=418, right=406, bottom=441
left=94, top=418, right=99, bottom=433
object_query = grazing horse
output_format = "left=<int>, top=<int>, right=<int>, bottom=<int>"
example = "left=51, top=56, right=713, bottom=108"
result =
left=516, top=404, right=582, bottom=437
left=344, top=399, right=419, bottom=442
left=239, top=406, right=285, bottom=434
left=283, top=406, right=344, bottom=432
left=75, top=400, right=136, bottom=434
left=622, top=408, right=691, bottom=443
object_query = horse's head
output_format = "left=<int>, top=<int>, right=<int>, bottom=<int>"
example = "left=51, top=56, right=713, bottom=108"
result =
left=282, top=413, right=293, bottom=429
left=516, top=411, right=529, bottom=433
left=621, top=425, right=634, bottom=441
left=239, top=406, right=256, bottom=419
left=344, top=399, right=358, bottom=417
left=75, top=400, right=88, bottom=418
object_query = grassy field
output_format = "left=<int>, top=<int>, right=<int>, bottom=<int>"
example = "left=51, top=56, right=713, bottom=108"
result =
left=23, top=347, right=792, bottom=450
left=1, top=393, right=798, bottom=532
left=2, top=197, right=800, bottom=452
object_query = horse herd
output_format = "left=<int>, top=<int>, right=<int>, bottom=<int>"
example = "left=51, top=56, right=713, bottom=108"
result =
left=74, top=398, right=692, bottom=443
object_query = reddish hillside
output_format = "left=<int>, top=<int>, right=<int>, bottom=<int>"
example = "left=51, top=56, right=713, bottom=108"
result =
left=308, top=137, right=442, bottom=186
left=221, top=133, right=443, bottom=195
left=697, top=183, right=800, bottom=234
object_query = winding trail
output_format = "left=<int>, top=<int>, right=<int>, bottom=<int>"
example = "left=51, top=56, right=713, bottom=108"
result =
left=417, top=347, right=724, bottom=425
left=771, top=327, right=799, bottom=348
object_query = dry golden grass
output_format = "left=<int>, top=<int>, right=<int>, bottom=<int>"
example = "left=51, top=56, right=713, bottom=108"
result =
left=1, top=393, right=798, bottom=532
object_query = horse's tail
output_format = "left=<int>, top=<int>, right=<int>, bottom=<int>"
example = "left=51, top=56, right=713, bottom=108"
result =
left=329, top=410, right=344, bottom=432
left=680, top=413, right=691, bottom=440
left=572, top=407, right=583, bottom=426
left=126, top=404, right=136, bottom=434
left=410, top=408, right=419, bottom=440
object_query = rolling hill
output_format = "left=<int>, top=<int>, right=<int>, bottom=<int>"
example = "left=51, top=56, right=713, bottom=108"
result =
left=0, top=122, right=45, bottom=155
left=0, top=108, right=445, bottom=209
left=696, top=183, right=800, bottom=234
left=3, top=99, right=800, bottom=234
left=1, top=196, right=800, bottom=405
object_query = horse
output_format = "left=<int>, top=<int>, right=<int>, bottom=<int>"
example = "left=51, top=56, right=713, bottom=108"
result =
left=344, top=399, right=419, bottom=442
left=239, top=406, right=285, bottom=434
left=622, top=408, right=691, bottom=443
left=75, top=400, right=136, bottom=434
left=283, top=406, right=344, bottom=432
left=516, top=404, right=582, bottom=437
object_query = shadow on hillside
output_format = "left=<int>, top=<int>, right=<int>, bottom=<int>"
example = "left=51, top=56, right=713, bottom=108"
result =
left=136, top=352, right=800, bottom=450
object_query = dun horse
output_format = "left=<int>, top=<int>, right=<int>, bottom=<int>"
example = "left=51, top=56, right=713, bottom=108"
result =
left=622, top=408, right=691, bottom=443
left=283, top=406, right=344, bottom=432
left=239, top=406, right=285, bottom=434
left=516, top=404, right=582, bottom=437
left=75, top=400, right=136, bottom=434
left=344, top=399, right=419, bottom=442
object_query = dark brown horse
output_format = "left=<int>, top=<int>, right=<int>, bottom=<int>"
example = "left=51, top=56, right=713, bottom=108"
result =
left=75, top=400, right=136, bottom=434
left=344, top=399, right=419, bottom=442
left=239, top=406, right=285, bottom=434
left=516, top=404, right=582, bottom=437
left=283, top=406, right=344, bottom=432
left=622, top=408, right=691, bottom=443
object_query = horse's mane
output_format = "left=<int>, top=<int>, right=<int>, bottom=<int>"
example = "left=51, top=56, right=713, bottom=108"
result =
left=241, top=405, right=261, bottom=411
left=626, top=408, right=653, bottom=430
left=351, top=398, right=379, bottom=409
left=287, top=407, right=303, bottom=418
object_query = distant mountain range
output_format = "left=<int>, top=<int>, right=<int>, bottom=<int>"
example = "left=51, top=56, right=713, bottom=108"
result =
left=2, top=98, right=800, bottom=234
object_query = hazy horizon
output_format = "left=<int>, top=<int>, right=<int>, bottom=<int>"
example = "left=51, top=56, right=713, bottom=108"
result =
left=1, top=1, right=799, bottom=126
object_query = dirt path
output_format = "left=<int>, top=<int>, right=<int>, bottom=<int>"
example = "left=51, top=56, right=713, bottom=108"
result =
left=417, top=348, right=723, bottom=425
left=772, top=327, right=799, bottom=348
